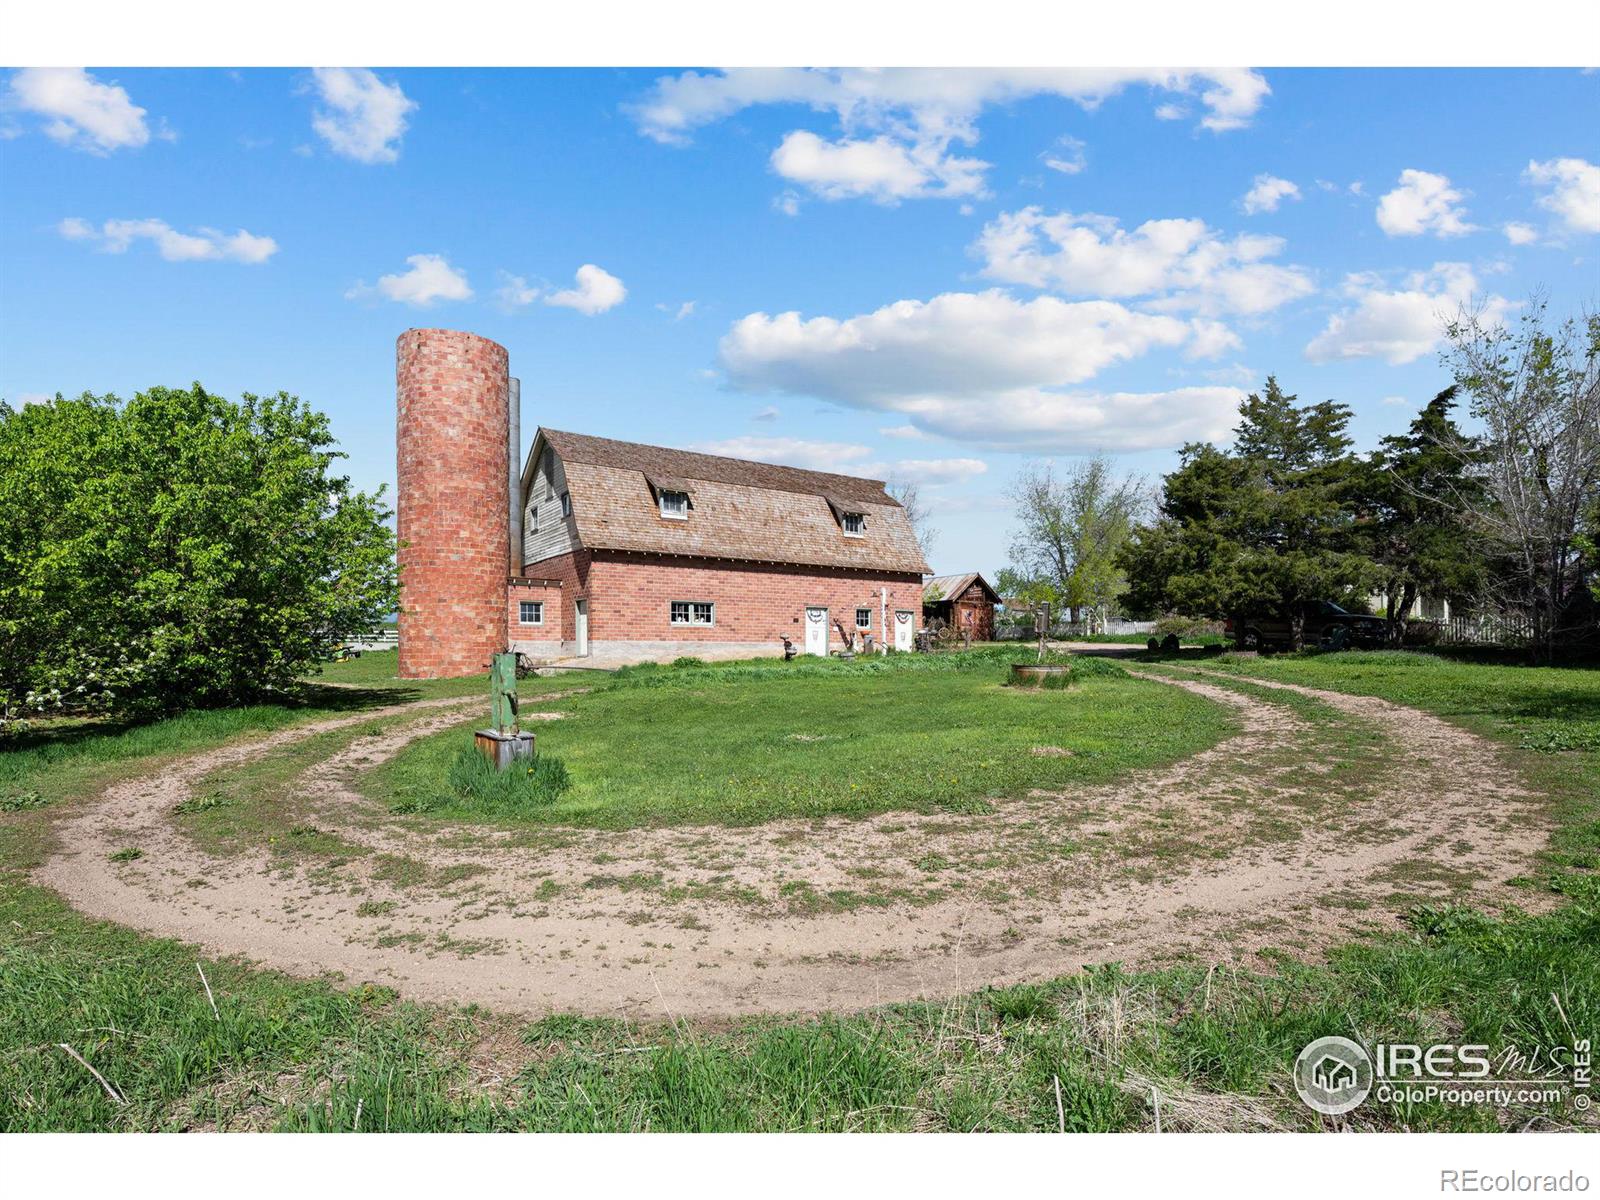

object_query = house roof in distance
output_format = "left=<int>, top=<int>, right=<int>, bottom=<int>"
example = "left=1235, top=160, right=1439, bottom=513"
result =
left=528, top=428, right=931, bottom=576
left=924, top=573, right=1000, bottom=604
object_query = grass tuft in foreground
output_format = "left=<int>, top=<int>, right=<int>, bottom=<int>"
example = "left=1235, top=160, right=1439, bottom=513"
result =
left=390, top=748, right=571, bottom=817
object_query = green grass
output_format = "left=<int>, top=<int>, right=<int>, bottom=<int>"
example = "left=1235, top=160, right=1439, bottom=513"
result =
left=389, top=747, right=572, bottom=818
left=304, top=648, right=488, bottom=696
left=368, top=650, right=1237, bottom=828
left=3, top=646, right=1596, bottom=1131
left=1194, top=650, right=1600, bottom=876
left=2, top=868, right=1592, bottom=1131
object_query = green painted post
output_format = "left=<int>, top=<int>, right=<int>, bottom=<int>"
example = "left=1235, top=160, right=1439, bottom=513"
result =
left=490, top=653, right=519, bottom=735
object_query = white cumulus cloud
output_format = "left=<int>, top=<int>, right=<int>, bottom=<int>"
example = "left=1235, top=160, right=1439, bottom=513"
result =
left=5, top=68, right=152, bottom=153
left=1240, top=174, right=1300, bottom=215
left=1503, top=221, right=1539, bottom=246
left=494, top=271, right=540, bottom=310
left=718, top=289, right=1239, bottom=452
left=545, top=264, right=626, bottom=315
left=1040, top=134, right=1087, bottom=175
left=346, top=254, right=471, bottom=307
left=1375, top=169, right=1476, bottom=237
left=973, top=207, right=1315, bottom=317
left=629, top=68, right=1267, bottom=205
left=309, top=68, right=416, bottom=164
left=888, top=457, right=990, bottom=485
left=688, top=434, right=991, bottom=487
left=1305, top=262, right=1510, bottom=365
left=689, top=436, right=879, bottom=474
left=1526, top=157, right=1600, bottom=235
left=631, top=68, right=1270, bottom=145
left=59, top=217, right=277, bottom=263
left=770, top=130, right=987, bottom=202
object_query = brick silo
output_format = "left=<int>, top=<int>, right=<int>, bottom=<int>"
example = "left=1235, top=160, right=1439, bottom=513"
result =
left=396, top=328, right=511, bottom=678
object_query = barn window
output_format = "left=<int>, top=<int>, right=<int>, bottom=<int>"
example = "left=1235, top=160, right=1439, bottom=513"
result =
left=855, top=607, right=872, bottom=629
left=560, top=491, right=572, bottom=517
left=659, top=490, right=689, bottom=520
left=519, top=601, right=544, bottom=625
left=670, top=601, right=714, bottom=626
left=528, top=504, right=538, bottom=533
left=841, top=511, right=865, bottom=537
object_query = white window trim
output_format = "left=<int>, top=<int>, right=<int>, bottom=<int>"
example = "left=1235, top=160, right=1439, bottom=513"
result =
left=560, top=491, right=571, bottom=518
left=518, top=600, right=545, bottom=626
left=841, top=511, right=865, bottom=537
left=528, top=504, right=539, bottom=534
left=669, top=600, right=715, bottom=627
left=659, top=490, right=689, bottom=521
left=855, top=607, right=872, bottom=630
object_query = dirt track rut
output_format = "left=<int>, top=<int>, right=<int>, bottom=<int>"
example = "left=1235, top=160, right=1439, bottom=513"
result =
left=37, top=671, right=1551, bottom=1019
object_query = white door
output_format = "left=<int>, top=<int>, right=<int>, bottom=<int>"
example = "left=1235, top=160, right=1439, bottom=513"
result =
left=804, top=607, right=829, bottom=656
left=574, top=599, right=589, bottom=657
left=894, top=609, right=914, bottom=651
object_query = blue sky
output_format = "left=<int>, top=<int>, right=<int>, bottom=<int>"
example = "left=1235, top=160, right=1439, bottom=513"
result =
left=2, top=66, right=1597, bottom=577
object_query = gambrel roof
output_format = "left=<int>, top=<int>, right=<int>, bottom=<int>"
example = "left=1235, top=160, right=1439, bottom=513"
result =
left=523, top=428, right=931, bottom=575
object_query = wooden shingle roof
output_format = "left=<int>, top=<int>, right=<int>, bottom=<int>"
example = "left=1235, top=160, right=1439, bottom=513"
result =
left=924, top=573, right=1000, bottom=604
left=530, top=428, right=930, bottom=575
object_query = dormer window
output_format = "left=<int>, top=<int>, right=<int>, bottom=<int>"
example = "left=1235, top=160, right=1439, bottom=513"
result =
left=659, top=490, right=689, bottom=520
left=841, top=511, right=865, bottom=537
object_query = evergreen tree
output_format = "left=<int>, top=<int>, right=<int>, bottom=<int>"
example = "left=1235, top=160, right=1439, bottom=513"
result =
left=1361, top=387, right=1486, bottom=643
left=1120, top=378, right=1373, bottom=648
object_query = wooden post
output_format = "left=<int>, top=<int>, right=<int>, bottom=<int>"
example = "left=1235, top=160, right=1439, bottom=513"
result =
left=476, top=653, right=534, bottom=770
left=490, top=652, right=518, bottom=735
left=1036, top=600, right=1050, bottom=663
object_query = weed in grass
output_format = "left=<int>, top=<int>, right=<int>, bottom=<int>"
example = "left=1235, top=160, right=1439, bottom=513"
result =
left=0, top=791, right=49, bottom=812
left=107, top=847, right=142, bottom=862
left=173, top=791, right=231, bottom=815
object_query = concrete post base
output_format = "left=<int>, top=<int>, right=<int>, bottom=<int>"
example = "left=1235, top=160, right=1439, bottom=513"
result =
left=474, top=729, right=536, bottom=771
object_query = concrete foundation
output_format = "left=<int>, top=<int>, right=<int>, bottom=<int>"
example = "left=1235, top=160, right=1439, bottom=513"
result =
left=474, top=729, right=536, bottom=771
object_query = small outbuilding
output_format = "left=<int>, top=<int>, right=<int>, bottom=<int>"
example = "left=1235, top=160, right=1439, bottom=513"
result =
left=923, top=573, right=1000, bottom=642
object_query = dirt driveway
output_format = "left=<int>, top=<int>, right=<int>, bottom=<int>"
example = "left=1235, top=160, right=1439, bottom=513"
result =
left=37, top=668, right=1552, bottom=1019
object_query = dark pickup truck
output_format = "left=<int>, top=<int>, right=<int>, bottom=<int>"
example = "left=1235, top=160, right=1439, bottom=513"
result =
left=1226, top=601, right=1386, bottom=651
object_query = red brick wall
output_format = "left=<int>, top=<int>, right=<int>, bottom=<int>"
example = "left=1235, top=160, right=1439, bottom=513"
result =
left=505, top=580, right=564, bottom=642
left=523, top=550, right=922, bottom=652
left=397, top=329, right=510, bottom=678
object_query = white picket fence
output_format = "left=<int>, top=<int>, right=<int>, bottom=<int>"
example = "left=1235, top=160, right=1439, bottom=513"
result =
left=341, top=629, right=399, bottom=651
left=994, top=619, right=1156, bottom=641
left=1413, top=614, right=1534, bottom=646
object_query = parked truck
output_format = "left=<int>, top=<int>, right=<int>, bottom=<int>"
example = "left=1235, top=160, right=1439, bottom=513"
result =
left=1225, top=601, right=1386, bottom=652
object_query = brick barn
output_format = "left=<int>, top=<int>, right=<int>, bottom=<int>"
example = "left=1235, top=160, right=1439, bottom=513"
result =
left=922, top=573, right=1000, bottom=642
left=396, top=327, right=929, bottom=678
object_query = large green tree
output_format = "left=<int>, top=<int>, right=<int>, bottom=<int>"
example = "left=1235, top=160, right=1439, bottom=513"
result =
left=0, top=385, right=397, bottom=726
left=1433, top=301, right=1600, bottom=659
left=1121, top=378, right=1373, bottom=648
left=1004, top=454, right=1145, bottom=626
left=1361, top=387, right=1487, bottom=644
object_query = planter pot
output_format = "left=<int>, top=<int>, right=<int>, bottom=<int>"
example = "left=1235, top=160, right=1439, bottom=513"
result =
left=1010, top=663, right=1071, bottom=687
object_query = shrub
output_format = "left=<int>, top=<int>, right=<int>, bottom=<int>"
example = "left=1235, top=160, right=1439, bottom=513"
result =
left=1153, top=614, right=1223, bottom=639
left=0, top=386, right=396, bottom=727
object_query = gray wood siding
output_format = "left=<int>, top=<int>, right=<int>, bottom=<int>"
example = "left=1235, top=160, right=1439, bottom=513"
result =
left=523, top=449, right=581, bottom=567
